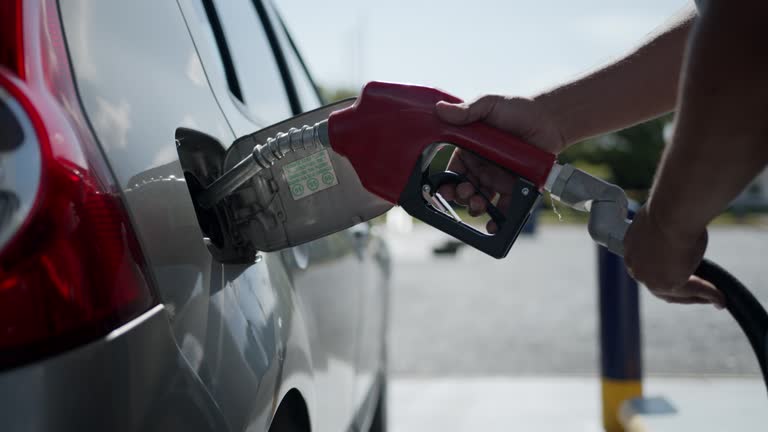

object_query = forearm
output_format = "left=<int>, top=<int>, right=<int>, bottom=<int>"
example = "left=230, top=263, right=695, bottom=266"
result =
left=649, top=1, right=768, bottom=237
left=535, top=8, right=695, bottom=147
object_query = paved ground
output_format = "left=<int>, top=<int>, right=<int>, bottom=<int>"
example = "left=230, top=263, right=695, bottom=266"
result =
left=385, top=223, right=768, bottom=376
left=383, top=222, right=768, bottom=429
left=388, top=376, right=768, bottom=432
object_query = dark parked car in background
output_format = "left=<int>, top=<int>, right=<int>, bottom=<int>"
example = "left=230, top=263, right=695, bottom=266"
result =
left=0, top=0, right=390, bottom=431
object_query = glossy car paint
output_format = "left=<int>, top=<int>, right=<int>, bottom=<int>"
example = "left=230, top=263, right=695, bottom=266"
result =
left=0, top=0, right=389, bottom=431
left=174, top=0, right=388, bottom=429
left=0, top=306, right=228, bottom=431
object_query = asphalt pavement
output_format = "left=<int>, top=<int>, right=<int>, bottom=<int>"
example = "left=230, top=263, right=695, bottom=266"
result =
left=385, top=223, right=768, bottom=376
left=388, top=376, right=767, bottom=432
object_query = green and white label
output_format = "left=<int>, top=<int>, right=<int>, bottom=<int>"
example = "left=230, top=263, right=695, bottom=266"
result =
left=282, top=149, right=339, bottom=200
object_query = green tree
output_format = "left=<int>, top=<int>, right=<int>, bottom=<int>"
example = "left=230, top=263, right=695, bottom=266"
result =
left=317, top=85, right=359, bottom=103
left=559, top=115, right=672, bottom=195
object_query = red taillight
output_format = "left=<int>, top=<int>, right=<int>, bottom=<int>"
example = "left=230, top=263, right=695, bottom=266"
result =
left=0, top=0, right=155, bottom=367
left=0, top=1, right=24, bottom=77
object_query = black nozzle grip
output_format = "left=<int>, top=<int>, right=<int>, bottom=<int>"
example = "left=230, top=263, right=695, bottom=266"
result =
left=399, top=162, right=540, bottom=259
left=427, top=171, right=507, bottom=228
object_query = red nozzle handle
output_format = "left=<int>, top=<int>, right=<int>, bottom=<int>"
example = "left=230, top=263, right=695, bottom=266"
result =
left=328, top=81, right=556, bottom=204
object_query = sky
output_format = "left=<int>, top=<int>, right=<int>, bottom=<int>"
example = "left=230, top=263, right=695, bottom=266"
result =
left=276, top=0, right=691, bottom=100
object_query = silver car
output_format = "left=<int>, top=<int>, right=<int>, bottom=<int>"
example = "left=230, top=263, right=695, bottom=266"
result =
left=0, top=0, right=390, bottom=431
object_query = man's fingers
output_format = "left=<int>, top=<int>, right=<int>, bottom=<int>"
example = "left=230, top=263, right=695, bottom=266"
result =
left=650, top=276, right=725, bottom=309
left=655, top=294, right=715, bottom=306
left=496, top=194, right=512, bottom=214
left=455, top=182, right=476, bottom=203
left=439, top=150, right=468, bottom=202
left=487, top=220, right=499, bottom=234
left=437, top=184, right=457, bottom=201
left=468, top=194, right=487, bottom=216
left=658, top=277, right=723, bottom=307
left=435, top=101, right=471, bottom=124
left=479, top=186, right=496, bottom=201
left=684, top=276, right=726, bottom=309
left=435, top=96, right=501, bottom=126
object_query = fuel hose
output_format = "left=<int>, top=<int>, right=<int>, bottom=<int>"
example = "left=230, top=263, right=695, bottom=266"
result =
left=695, top=258, right=768, bottom=395
left=548, top=165, right=768, bottom=394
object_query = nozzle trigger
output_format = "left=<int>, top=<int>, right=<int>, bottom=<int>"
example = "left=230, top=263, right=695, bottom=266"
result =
left=425, top=171, right=506, bottom=229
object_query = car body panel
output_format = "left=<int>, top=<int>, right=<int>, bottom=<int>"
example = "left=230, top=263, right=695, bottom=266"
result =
left=175, top=1, right=388, bottom=430
left=58, top=0, right=293, bottom=429
left=50, top=0, right=389, bottom=431
left=0, top=306, right=229, bottom=432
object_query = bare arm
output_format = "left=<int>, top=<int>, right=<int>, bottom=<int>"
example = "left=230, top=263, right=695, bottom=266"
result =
left=649, top=0, right=768, bottom=237
left=622, top=0, right=768, bottom=307
left=436, top=2, right=767, bottom=306
left=536, top=8, right=695, bottom=146
left=435, top=6, right=698, bottom=226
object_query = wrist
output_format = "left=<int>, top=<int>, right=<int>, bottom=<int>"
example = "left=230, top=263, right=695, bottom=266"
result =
left=645, top=196, right=707, bottom=246
left=530, top=92, right=570, bottom=153
left=534, top=86, right=601, bottom=151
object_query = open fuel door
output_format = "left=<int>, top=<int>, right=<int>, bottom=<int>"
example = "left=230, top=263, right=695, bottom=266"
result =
left=181, top=99, right=392, bottom=262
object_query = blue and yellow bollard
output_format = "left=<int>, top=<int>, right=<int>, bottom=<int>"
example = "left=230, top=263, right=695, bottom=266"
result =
left=598, top=244, right=642, bottom=432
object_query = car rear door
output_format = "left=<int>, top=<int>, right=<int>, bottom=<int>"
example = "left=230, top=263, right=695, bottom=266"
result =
left=263, top=3, right=390, bottom=420
left=177, top=0, right=365, bottom=429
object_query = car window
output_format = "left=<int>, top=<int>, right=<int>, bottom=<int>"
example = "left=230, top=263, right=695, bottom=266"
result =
left=201, top=0, right=292, bottom=124
left=264, top=1, right=322, bottom=111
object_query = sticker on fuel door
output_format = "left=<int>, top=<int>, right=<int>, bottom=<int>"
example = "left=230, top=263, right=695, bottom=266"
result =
left=283, top=149, right=339, bottom=200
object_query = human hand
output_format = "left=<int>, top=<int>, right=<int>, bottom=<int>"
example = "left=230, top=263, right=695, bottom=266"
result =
left=624, top=205, right=725, bottom=308
left=434, top=95, right=565, bottom=233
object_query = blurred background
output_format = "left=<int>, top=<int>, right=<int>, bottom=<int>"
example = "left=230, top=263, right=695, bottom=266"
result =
left=277, top=1, right=768, bottom=430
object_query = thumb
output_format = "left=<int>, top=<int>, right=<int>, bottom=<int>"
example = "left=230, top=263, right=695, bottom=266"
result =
left=435, top=95, right=501, bottom=125
left=685, top=275, right=726, bottom=309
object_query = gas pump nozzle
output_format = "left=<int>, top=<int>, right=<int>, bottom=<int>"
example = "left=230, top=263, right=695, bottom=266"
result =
left=197, top=121, right=332, bottom=209
left=190, top=83, right=768, bottom=394
left=199, top=81, right=629, bottom=258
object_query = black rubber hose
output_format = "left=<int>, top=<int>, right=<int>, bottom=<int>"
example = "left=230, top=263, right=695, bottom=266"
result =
left=694, top=258, right=768, bottom=395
